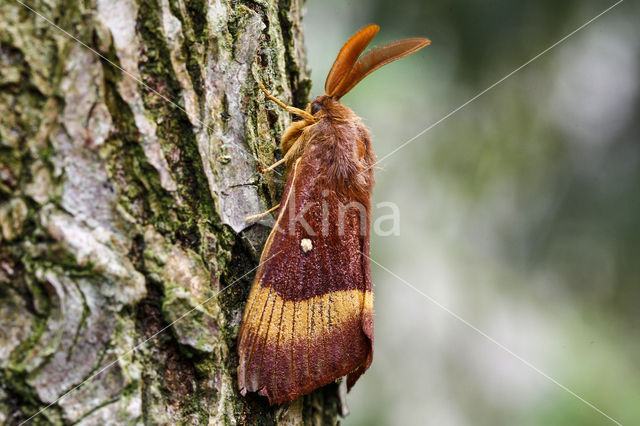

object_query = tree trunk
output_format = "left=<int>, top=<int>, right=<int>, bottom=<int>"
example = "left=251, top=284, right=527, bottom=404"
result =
left=0, top=0, right=340, bottom=423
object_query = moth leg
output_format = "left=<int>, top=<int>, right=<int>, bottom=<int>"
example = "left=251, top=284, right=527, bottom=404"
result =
left=245, top=203, right=280, bottom=221
left=259, top=157, right=286, bottom=174
left=257, top=80, right=315, bottom=121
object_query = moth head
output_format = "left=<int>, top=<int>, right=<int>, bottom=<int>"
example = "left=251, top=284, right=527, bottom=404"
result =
left=307, top=95, right=348, bottom=120
left=308, top=94, right=332, bottom=117
left=324, top=25, right=430, bottom=99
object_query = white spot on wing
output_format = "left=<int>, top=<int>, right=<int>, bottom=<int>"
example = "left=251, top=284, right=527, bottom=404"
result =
left=300, top=238, right=313, bottom=253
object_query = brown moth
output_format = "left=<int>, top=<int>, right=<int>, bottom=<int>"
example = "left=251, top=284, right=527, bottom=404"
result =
left=238, top=24, right=429, bottom=405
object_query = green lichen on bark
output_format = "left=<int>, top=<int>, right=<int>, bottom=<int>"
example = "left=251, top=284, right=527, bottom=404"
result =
left=0, top=0, right=340, bottom=424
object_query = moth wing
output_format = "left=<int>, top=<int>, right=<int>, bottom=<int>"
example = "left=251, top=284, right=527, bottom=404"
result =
left=238, top=154, right=374, bottom=405
left=333, top=38, right=430, bottom=98
left=325, top=24, right=379, bottom=96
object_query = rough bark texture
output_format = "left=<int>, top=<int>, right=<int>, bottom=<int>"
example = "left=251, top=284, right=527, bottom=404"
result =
left=0, top=0, right=340, bottom=424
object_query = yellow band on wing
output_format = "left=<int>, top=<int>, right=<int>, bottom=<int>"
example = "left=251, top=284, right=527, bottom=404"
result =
left=241, top=285, right=373, bottom=345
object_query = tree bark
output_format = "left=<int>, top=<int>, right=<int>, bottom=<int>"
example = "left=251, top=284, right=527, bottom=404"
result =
left=0, top=0, right=340, bottom=423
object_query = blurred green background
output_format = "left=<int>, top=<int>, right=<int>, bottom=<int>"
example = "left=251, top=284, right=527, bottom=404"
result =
left=303, top=1, right=639, bottom=425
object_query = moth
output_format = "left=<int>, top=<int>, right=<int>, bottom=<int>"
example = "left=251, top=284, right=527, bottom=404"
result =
left=238, top=24, right=429, bottom=405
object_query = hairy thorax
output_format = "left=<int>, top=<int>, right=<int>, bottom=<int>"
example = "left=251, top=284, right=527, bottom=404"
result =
left=280, top=95, right=376, bottom=199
